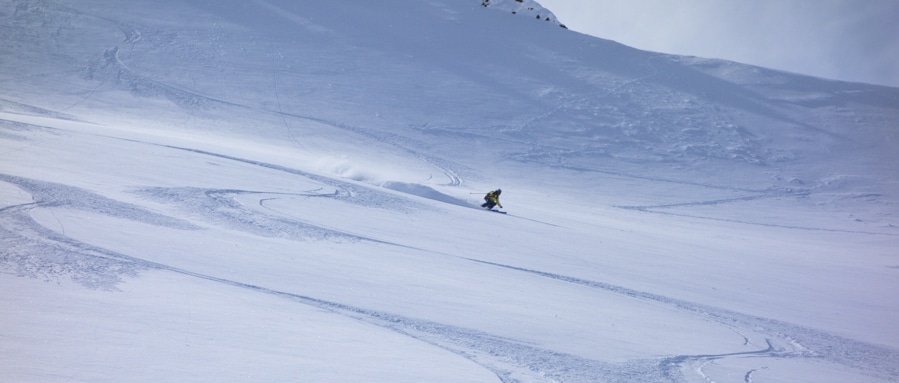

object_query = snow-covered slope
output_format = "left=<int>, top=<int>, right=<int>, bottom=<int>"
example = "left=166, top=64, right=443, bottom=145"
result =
left=2, top=1, right=898, bottom=382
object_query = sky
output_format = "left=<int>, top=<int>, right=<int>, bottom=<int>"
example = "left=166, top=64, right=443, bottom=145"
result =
left=537, top=0, right=899, bottom=87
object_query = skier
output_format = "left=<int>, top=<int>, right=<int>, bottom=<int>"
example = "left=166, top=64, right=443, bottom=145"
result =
left=481, top=189, right=503, bottom=210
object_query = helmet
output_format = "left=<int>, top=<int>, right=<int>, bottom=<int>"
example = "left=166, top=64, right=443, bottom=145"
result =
left=496, top=189, right=502, bottom=194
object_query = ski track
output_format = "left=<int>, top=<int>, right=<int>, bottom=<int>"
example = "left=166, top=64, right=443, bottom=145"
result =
left=0, top=174, right=198, bottom=231
left=0, top=201, right=148, bottom=290
left=615, top=188, right=899, bottom=236
left=465, top=258, right=899, bottom=382
left=0, top=204, right=662, bottom=382
left=667, top=340, right=774, bottom=383
left=2, top=126, right=896, bottom=382
left=621, top=205, right=899, bottom=236
left=2, top=131, right=897, bottom=381
left=144, top=142, right=424, bottom=210
left=0, top=181, right=642, bottom=382
left=550, top=162, right=771, bottom=194
left=744, top=368, right=758, bottom=383
left=4, top=171, right=897, bottom=382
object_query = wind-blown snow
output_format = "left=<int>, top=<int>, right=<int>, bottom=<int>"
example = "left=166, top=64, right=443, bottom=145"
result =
left=2, top=0, right=898, bottom=382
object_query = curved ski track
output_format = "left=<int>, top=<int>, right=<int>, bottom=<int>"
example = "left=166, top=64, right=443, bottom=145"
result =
left=464, top=259, right=899, bottom=382
left=4, top=166, right=898, bottom=382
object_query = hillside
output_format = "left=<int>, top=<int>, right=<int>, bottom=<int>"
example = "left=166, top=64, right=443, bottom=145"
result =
left=2, top=1, right=898, bottom=382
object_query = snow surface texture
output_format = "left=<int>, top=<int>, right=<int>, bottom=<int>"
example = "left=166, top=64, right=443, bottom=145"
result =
left=2, top=0, right=898, bottom=382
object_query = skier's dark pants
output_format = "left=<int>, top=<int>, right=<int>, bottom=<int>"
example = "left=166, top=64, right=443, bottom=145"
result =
left=482, top=200, right=496, bottom=209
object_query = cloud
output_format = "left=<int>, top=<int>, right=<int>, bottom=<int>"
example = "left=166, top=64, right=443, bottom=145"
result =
left=538, top=0, right=899, bottom=86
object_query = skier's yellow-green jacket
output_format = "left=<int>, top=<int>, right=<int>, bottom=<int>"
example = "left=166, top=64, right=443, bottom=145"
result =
left=484, top=189, right=502, bottom=208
